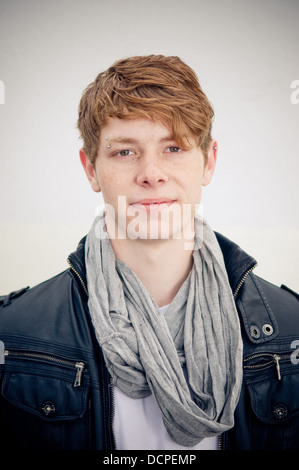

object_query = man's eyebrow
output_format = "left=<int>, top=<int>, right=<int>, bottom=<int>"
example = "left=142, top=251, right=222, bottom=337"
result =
left=110, top=137, right=139, bottom=144
left=108, top=135, right=176, bottom=144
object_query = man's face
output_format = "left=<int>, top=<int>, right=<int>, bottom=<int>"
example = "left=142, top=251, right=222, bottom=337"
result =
left=81, top=117, right=216, bottom=242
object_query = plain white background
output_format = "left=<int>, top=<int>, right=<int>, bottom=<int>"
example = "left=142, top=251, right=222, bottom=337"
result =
left=0, top=0, right=298, bottom=293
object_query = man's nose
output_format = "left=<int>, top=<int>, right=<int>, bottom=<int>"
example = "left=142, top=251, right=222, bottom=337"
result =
left=136, top=154, right=169, bottom=187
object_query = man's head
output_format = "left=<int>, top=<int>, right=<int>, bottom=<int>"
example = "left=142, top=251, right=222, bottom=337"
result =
left=77, top=54, right=214, bottom=166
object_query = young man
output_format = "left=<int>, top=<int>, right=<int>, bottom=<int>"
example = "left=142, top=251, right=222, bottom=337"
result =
left=0, top=55, right=298, bottom=451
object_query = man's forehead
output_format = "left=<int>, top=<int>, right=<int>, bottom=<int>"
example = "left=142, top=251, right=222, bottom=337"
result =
left=99, top=117, right=195, bottom=146
left=100, top=118, right=173, bottom=140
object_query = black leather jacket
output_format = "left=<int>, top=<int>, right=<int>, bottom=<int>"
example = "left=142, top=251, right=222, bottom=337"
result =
left=0, top=233, right=298, bottom=450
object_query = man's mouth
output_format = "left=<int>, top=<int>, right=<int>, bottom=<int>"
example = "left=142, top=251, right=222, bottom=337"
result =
left=130, top=199, right=177, bottom=212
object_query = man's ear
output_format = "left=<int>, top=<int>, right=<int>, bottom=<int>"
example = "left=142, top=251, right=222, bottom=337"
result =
left=79, top=149, right=101, bottom=193
left=202, top=140, right=217, bottom=187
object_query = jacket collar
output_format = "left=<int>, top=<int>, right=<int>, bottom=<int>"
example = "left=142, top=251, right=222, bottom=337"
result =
left=214, top=232, right=257, bottom=296
left=67, top=232, right=257, bottom=298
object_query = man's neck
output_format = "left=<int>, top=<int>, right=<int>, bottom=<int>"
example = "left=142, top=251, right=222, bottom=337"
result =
left=110, top=237, right=194, bottom=307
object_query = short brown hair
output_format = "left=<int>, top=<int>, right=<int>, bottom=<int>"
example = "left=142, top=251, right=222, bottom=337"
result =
left=77, top=55, right=214, bottom=164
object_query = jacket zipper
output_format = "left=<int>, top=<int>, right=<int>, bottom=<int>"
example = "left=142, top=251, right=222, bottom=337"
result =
left=67, top=259, right=89, bottom=296
left=243, top=352, right=292, bottom=380
left=109, top=378, right=116, bottom=449
left=4, top=349, right=85, bottom=387
left=233, top=263, right=258, bottom=297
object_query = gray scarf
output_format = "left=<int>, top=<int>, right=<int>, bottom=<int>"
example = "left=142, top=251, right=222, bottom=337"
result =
left=85, top=214, right=243, bottom=447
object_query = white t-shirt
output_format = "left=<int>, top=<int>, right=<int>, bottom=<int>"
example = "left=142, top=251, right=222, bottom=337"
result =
left=112, top=304, right=219, bottom=450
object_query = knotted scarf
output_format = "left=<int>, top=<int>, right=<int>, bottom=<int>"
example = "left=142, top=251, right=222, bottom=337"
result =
left=85, top=213, right=243, bottom=446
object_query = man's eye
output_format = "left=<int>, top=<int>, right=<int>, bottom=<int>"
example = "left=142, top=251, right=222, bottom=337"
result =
left=116, top=149, right=134, bottom=157
left=166, top=146, right=182, bottom=153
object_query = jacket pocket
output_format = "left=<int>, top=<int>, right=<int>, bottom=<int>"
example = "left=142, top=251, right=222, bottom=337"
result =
left=243, top=350, right=299, bottom=449
left=0, top=349, right=90, bottom=450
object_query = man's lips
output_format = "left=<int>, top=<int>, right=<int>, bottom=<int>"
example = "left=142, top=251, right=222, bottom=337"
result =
left=130, top=199, right=177, bottom=212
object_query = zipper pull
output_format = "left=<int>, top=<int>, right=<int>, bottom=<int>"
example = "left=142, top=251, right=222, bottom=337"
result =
left=273, top=354, right=281, bottom=380
left=74, top=362, right=85, bottom=387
